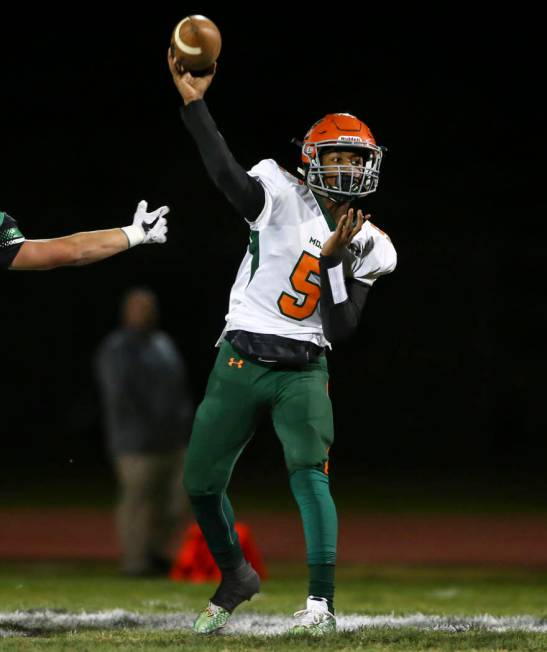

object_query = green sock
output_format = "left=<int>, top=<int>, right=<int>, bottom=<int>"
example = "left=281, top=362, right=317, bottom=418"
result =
left=289, top=468, right=337, bottom=613
left=188, top=491, right=244, bottom=572
left=309, top=564, right=335, bottom=614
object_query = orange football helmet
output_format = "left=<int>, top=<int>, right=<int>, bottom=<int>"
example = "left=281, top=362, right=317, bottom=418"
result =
left=300, top=113, right=384, bottom=202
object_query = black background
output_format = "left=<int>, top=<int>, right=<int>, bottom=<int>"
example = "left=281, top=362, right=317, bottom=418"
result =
left=1, top=9, right=545, bottom=488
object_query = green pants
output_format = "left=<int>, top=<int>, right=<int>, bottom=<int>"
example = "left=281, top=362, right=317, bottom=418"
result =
left=184, top=341, right=338, bottom=602
left=184, top=340, right=334, bottom=495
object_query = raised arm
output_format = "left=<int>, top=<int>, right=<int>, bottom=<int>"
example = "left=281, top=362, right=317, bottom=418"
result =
left=168, top=51, right=265, bottom=221
left=9, top=201, right=168, bottom=271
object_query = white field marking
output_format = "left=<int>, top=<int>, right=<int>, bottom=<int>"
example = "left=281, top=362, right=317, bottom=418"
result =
left=3, top=610, right=547, bottom=637
left=174, top=18, right=202, bottom=56
left=428, top=588, right=462, bottom=599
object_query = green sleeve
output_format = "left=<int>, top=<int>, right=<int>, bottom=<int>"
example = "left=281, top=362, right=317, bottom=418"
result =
left=0, top=211, right=25, bottom=269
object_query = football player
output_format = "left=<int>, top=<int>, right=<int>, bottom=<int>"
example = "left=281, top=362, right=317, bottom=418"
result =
left=0, top=200, right=168, bottom=271
left=168, top=53, right=396, bottom=636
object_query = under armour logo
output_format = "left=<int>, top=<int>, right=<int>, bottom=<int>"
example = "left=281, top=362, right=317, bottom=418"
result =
left=228, top=357, right=244, bottom=368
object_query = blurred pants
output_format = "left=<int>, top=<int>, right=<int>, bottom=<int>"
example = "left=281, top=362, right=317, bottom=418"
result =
left=114, top=448, right=187, bottom=574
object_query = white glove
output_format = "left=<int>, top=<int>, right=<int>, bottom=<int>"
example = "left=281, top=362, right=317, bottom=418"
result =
left=122, top=200, right=169, bottom=247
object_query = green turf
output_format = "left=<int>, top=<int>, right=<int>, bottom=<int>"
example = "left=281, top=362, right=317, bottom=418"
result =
left=4, top=629, right=547, bottom=652
left=2, top=562, right=547, bottom=650
left=2, top=562, right=547, bottom=616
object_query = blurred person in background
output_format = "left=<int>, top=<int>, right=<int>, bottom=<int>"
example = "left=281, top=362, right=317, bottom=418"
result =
left=95, top=288, right=194, bottom=577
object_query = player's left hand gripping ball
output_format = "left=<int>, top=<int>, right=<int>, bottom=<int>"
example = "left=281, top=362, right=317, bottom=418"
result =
left=132, top=200, right=169, bottom=244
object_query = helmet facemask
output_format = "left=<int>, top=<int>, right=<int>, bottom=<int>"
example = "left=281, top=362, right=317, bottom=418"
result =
left=305, top=142, right=383, bottom=203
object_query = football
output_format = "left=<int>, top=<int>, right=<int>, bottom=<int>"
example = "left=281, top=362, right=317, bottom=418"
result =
left=170, top=15, right=221, bottom=74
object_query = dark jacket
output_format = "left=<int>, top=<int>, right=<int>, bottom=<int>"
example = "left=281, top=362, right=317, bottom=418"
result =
left=95, top=329, right=193, bottom=455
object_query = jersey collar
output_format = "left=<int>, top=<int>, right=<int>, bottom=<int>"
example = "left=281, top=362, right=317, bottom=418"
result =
left=311, top=192, right=337, bottom=232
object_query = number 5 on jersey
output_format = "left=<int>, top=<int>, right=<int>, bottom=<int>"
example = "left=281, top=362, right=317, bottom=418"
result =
left=277, top=252, right=321, bottom=321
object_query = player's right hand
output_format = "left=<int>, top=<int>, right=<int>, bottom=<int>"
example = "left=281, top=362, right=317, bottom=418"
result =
left=133, top=200, right=169, bottom=244
left=167, top=49, right=217, bottom=106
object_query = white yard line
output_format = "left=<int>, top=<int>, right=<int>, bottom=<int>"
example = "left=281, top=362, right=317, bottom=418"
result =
left=2, top=610, right=547, bottom=637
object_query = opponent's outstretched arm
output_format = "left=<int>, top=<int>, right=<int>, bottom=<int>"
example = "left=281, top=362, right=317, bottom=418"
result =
left=6, top=201, right=168, bottom=271
left=168, top=51, right=265, bottom=221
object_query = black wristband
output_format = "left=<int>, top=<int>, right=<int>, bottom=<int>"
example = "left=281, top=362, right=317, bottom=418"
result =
left=320, top=253, right=343, bottom=269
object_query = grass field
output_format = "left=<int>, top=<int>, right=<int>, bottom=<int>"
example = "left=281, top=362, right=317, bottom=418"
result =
left=2, top=561, right=547, bottom=650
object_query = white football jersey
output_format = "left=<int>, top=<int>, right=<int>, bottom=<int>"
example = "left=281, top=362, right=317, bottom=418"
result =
left=217, top=159, right=397, bottom=349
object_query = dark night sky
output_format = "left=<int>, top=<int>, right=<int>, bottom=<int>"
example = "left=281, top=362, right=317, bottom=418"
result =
left=1, top=9, right=545, bottom=476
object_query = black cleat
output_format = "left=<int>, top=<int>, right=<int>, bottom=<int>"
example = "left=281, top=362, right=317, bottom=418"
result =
left=210, top=560, right=261, bottom=613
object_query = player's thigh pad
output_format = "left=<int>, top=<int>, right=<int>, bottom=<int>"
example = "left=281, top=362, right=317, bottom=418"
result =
left=271, top=362, right=333, bottom=474
left=183, top=342, right=266, bottom=495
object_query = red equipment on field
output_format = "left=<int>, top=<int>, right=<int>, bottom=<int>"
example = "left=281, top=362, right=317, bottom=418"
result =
left=169, top=522, right=267, bottom=582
